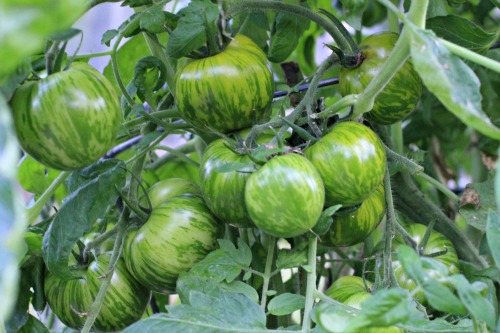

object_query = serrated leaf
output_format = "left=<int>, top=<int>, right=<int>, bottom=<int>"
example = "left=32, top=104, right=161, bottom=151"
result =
left=268, top=11, right=310, bottom=63
left=140, top=10, right=178, bottom=34
left=276, top=247, right=308, bottom=270
left=448, top=274, right=497, bottom=329
left=218, top=239, right=252, bottom=267
left=123, top=291, right=268, bottom=333
left=42, top=160, right=126, bottom=280
left=101, top=29, right=118, bottom=47
left=268, top=293, right=306, bottom=316
left=221, top=280, right=259, bottom=303
left=486, top=210, right=500, bottom=269
left=313, top=204, right=342, bottom=236
left=410, top=28, right=500, bottom=140
left=133, top=56, right=167, bottom=101
left=459, top=176, right=496, bottom=231
left=339, top=0, right=368, bottom=31
left=426, top=15, right=497, bottom=55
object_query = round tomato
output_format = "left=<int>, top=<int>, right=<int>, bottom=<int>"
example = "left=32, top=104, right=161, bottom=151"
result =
left=123, top=196, right=222, bottom=293
left=339, top=32, right=422, bottom=125
left=139, top=178, right=201, bottom=209
left=10, top=62, right=121, bottom=170
left=245, top=153, right=325, bottom=238
left=44, top=253, right=150, bottom=332
left=326, top=184, right=385, bottom=247
left=175, top=34, right=274, bottom=133
left=325, top=276, right=404, bottom=333
left=392, top=223, right=459, bottom=303
left=304, top=121, right=386, bottom=207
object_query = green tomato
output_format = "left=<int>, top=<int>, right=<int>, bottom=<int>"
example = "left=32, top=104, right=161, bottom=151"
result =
left=325, top=276, right=404, bottom=333
left=155, top=152, right=201, bottom=184
left=140, top=178, right=201, bottom=209
left=175, top=34, right=274, bottom=133
left=11, top=62, right=121, bottom=170
left=326, top=184, right=385, bottom=247
left=44, top=253, right=150, bottom=332
left=123, top=196, right=222, bottom=293
left=304, top=121, right=386, bottom=207
left=245, top=153, right=325, bottom=238
left=339, top=32, right=422, bottom=124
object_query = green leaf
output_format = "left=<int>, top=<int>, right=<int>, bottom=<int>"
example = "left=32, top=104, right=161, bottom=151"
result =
left=313, top=204, right=342, bottom=236
left=426, top=15, right=497, bottom=55
left=402, top=318, right=474, bottom=332
left=409, top=28, right=500, bottom=140
left=267, top=293, right=306, bottom=316
left=101, top=29, right=119, bottom=47
left=133, top=56, right=167, bottom=101
left=459, top=175, right=496, bottom=231
left=17, top=156, right=62, bottom=197
left=448, top=274, right=497, bottom=329
left=235, top=11, right=270, bottom=52
left=339, top=0, right=368, bottom=31
left=140, top=9, right=178, bottom=34
left=122, top=0, right=153, bottom=7
left=276, top=247, right=308, bottom=270
left=314, top=302, right=361, bottom=333
left=18, top=315, right=50, bottom=333
left=486, top=210, right=500, bottom=269
left=268, top=11, right=310, bottom=63
left=123, top=291, right=268, bottom=332
left=0, top=59, right=31, bottom=98
left=42, top=160, right=126, bottom=280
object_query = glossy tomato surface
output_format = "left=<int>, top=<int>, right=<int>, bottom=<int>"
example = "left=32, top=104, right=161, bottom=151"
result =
left=244, top=153, right=325, bottom=238
left=339, top=32, right=422, bottom=124
left=140, top=178, right=201, bottom=209
left=326, top=184, right=385, bottom=247
left=44, top=253, right=150, bottom=332
left=124, top=196, right=222, bottom=293
left=11, top=62, right=121, bottom=170
left=305, top=121, right=386, bottom=207
left=175, top=34, right=274, bottom=133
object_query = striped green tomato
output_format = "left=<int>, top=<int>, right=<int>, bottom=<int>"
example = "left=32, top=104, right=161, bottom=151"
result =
left=10, top=62, right=121, bottom=170
left=174, top=34, right=274, bottom=133
left=123, top=196, right=222, bottom=293
left=326, top=184, right=385, bottom=247
left=325, top=276, right=404, bottom=333
left=245, top=153, right=325, bottom=238
left=44, top=253, right=150, bottom=332
left=139, top=178, right=201, bottom=209
left=304, top=121, right=386, bottom=207
left=339, top=32, right=422, bottom=124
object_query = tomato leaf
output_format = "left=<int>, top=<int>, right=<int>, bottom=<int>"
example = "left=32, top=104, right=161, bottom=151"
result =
left=401, top=318, right=474, bottom=332
left=42, top=159, right=126, bottom=280
left=486, top=210, right=500, bottom=269
left=267, top=293, right=306, bottom=316
left=409, top=28, right=500, bottom=140
left=16, top=315, right=50, bottom=333
left=17, top=156, right=62, bottom=197
left=426, top=15, right=497, bottom=55
left=122, top=0, right=153, bottom=7
left=123, top=291, right=267, bottom=332
left=268, top=11, right=310, bottom=63
left=459, top=175, right=496, bottom=231
left=448, top=274, right=497, bottom=329
left=140, top=9, right=178, bottom=34
left=339, top=0, right=368, bottom=31
left=133, top=56, right=167, bottom=101
left=276, top=246, right=308, bottom=270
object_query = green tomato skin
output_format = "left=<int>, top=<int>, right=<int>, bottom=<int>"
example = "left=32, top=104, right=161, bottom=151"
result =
left=245, top=153, right=325, bottom=238
left=326, top=184, right=385, bottom=247
left=175, top=34, right=274, bottom=133
left=339, top=32, right=422, bottom=125
left=325, top=276, right=404, bottom=333
left=44, top=254, right=151, bottom=332
left=124, top=196, right=222, bottom=294
left=140, top=178, right=201, bottom=209
left=11, top=62, right=122, bottom=170
left=305, top=121, right=386, bottom=207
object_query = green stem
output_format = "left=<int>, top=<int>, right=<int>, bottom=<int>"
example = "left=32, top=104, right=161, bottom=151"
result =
left=302, top=236, right=318, bottom=332
left=123, top=108, right=181, bottom=129
left=390, top=123, right=404, bottom=154
left=227, top=1, right=355, bottom=52
left=384, top=145, right=424, bottom=175
left=73, top=50, right=113, bottom=61
left=260, top=235, right=276, bottom=311
left=111, top=34, right=135, bottom=106
left=302, top=94, right=358, bottom=123
left=148, top=137, right=199, bottom=170
left=382, top=168, right=398, bottom=288
left=414, top=173, right=459, bottom=203
left=387, top=0, right=400, bottom=33
left=26, top=171, right=69, bottom=225
left=440, top=38, right=500, bottom=74
left=125, top=131, right=169, bottom=165
left=143, top=32, right=176, bottom=91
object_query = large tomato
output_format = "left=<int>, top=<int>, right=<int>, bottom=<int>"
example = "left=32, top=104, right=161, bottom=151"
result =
left=325, top=276, right=404, bottom=333
left=174, top=34, right=274, bottom=133
left=304, top=121, right=386, bottom=207
left=44, top=253, right=150, bottom=332
left=244, top=153, right=325, bottom=238
left=139, top=178, right=201, bottom=209
left=339, top=32, right=422, bottom=124
left=326, top=184, right=385, bottom=247
left=123, top=196, right=222, bottom=293
left=10, top=62, right=121, bottom=170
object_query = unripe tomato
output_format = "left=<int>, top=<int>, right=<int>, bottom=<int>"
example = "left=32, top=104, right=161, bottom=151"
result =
left=305, top=121, right=386, bottom=207
left=339, top=32, right=422, bottom=124
left=11, top=62, right=122, bottom=170
left=175, top=34, right=274, bottom=133
left=139, top=178, right=201, bottom=209
left=245, top=153, right=325, bottom=238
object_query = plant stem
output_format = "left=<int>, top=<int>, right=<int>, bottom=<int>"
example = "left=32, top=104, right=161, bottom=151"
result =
left=302, top=236, right=318, bottom=332
left=260, top=235, right=276, bottom=311
left=414, top=173, right=459, bottom=203
left=123, top=108, right=181, bottom=129
left=440, top=38, right=500, bottom=74
left=111, top=34, right=135, bottom=106
left=382, top=168, right=398, bottom=288
left=390, top=123, right=404, bottom=154
left=148, top=137, right=199, bottom=170
left=143, top=32, right=177, bottom=90
left=26, top=171, right=69, bottom=225
left=387, top=0, right=400, bottom=33
left=384, top=145, right=424, bottom=175
left=227, top=1, right=355, bottom=52
left=73, top=50, right=113, bottom=61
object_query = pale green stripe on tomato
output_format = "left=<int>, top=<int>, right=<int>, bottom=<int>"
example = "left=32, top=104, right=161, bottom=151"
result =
left=245, top=154, right=325, bottom=238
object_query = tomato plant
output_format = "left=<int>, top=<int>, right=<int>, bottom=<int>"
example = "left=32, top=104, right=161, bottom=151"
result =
left=339, top=32, right=422, bottom=124
left=10, top=62, right=122, bottom=170
left=139, top=177, right=200, bottom=209
left=44, top=253, right=150, bottom=332
left=305, top=121, right=386, bottom=207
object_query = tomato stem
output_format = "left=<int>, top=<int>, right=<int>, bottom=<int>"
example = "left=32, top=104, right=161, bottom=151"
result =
left=143, top=32, right=177, bottom=90
left=382, top=168, right=398, bottom=288
left=439, top=38, right=500, bottom=74
left=414, top=173, right=460, bottom=203
left=148, top=137, right=200, bottom=170
left=260, top=234, right=276, bottom=311
left=111, top=34, right=136, bottom=106
left=301, top=236, right=318, bottom=332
